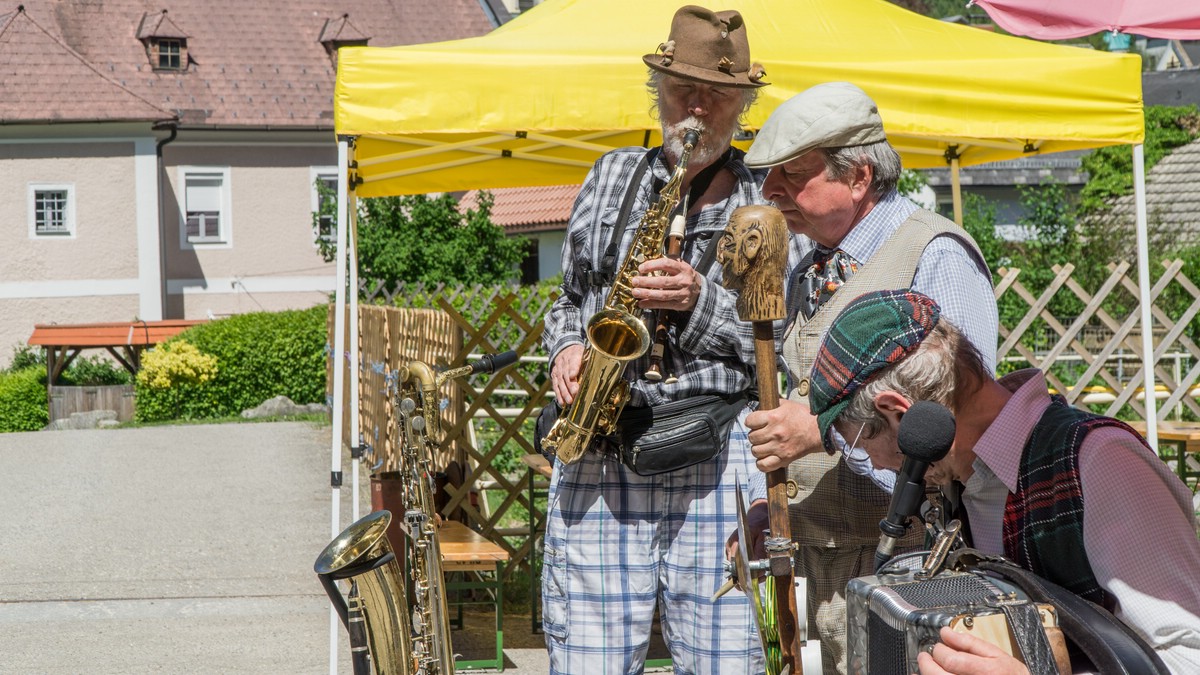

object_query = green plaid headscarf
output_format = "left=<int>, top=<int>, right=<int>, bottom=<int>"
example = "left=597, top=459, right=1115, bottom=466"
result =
left=809, top=289, right=941, bottom=449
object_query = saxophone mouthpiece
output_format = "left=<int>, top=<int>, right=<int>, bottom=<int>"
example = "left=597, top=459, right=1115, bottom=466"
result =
left=683, top=129, right=701, bottom=148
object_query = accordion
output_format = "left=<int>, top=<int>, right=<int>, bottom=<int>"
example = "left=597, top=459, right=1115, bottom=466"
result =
left=846, top=553, right=1063, bottom=675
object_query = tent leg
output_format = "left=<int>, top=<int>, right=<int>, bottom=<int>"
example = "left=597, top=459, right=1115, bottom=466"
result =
left=349, top=188, right=361, bottom=523
left=1133, top=143, right=1158, bottom=449
left=328, top=137, right=353, bottom=675
left=950, top=154, right=963, bottom=227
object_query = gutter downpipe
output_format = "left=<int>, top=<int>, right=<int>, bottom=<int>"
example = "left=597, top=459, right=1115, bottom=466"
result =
left=155, top=123, right=178, bottom=316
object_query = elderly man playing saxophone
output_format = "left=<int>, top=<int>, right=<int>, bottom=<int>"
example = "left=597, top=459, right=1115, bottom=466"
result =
left=539, top=5, right=801, bottom=674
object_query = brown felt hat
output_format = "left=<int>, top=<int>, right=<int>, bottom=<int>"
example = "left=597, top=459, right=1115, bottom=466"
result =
left=643, top=5, right=769, bottom=89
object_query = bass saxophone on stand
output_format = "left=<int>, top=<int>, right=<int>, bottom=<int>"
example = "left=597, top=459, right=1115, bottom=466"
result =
left=316, top=351, right=518, bottom=675
left=542, top=129, right=701, bottom=465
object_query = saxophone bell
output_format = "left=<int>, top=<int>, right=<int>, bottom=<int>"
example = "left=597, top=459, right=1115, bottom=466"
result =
left=316, top=510, right=416, bottom=675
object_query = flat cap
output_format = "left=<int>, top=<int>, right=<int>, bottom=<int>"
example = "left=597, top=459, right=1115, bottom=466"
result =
left=809, top=289, right=941, bottom=451
left=745, top=81, right=886, bottom=168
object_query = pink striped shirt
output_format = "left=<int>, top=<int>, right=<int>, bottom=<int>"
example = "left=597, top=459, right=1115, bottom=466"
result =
left=967, top=369, right=1200, bottom=672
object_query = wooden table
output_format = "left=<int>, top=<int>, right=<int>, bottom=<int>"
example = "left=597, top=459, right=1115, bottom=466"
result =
left=1128, top=420, right=1200, bottom=489
left=520, top=452, right=554, bottom=480
left=439, top=520, right=509, bottom=671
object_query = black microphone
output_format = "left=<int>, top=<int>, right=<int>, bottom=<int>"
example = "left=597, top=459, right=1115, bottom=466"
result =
left=874, top=400, right=956, bottom=572
left=467, top=350, right=519, bottom=375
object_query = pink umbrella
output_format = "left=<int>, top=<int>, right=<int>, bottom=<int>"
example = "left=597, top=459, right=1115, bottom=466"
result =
left=971, top=0, right=1200, bottom=40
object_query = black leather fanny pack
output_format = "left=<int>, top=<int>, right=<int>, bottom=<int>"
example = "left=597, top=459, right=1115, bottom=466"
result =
left=617, top=392, right=749, bottom=476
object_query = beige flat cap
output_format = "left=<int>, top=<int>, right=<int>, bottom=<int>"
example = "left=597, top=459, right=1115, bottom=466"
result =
left=745, top=81, right=886, bottom=168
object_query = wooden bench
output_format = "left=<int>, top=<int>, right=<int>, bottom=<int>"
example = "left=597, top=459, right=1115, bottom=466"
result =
left=1128, top=421, right=1200, bottom=490
left=440, top=519, right=510, bottom=671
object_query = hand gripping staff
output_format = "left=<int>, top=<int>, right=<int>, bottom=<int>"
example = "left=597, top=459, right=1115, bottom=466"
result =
left=716, top=205, right=819, bottom=674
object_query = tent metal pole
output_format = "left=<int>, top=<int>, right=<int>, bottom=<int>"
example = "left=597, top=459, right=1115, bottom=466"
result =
left=349, top=188, right=361, bottom=524
left=1133, top=143, right=1158, bottom=449
left=328, top=138, right=352, bottom=675
left=949, top=150, right=964, bottom=226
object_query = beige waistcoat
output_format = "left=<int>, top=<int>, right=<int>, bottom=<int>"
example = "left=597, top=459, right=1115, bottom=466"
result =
left=782, top=208, right=984, bottom=548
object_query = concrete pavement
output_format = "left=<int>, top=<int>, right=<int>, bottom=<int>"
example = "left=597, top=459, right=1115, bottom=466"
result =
left=0, top=422, right=549, bottom=674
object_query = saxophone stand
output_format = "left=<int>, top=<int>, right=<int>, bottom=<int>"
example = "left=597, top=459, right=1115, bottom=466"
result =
left=716, top=205, right=818, bottom=675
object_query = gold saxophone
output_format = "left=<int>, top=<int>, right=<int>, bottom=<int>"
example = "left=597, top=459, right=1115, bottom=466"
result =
left=316, top=352, right=516, bottom=675
left=316, top=510, right=417, bottom=675
left=542, top=129, right=701, bottom=465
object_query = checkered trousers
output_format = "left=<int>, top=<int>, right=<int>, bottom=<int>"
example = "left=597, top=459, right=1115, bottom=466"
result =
left=541, top=407, right=765, bottom=675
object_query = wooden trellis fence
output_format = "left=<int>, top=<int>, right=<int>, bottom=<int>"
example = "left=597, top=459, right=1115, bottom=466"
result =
left=330, top=260, right=1198, bottom=579
left=994, top=259, right=1200, bottom=421
left=330, top=286, right=557, bottom=579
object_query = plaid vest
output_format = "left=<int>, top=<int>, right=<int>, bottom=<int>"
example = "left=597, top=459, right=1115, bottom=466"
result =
left=1002, top=398, right=1142, bottom=610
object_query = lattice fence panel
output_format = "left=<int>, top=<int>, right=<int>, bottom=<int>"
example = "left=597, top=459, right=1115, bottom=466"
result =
left=995, top=259, right=1200, bottom=422
left=331, top=286, right=556, bottom=579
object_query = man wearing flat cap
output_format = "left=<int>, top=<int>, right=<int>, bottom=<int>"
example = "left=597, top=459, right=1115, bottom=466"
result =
left=808, top=289, right=1200, bottom=674
left=541, top=5, right=788, bottom=674
left=729, top=82, right=999, bottom=674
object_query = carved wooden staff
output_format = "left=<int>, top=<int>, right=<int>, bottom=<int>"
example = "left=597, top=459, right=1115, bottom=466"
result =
left=718, top=204, right=803, bottom=674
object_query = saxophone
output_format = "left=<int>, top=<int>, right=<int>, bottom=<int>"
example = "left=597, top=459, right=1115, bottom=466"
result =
left=542, top=128, right=701, bottom=465
left=316, top=352, right=517, bottom=675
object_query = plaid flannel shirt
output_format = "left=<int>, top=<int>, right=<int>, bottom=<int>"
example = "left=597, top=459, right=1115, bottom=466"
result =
left=543, top=145, right=780, bottom=407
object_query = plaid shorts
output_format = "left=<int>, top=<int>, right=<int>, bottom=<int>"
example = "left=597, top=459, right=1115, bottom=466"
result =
left=542, top=407, right=765, bottom=675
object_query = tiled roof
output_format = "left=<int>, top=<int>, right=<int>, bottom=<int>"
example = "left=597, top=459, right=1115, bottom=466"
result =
left=0, top=8, right=173, bottom=123
left=136, top=9, right=189, bottom=40
left=1144, top=68, right=1200, bottom=107
left=4, top=0, right=505, bottom=129
left=459, top=184, right=580, bottom=234
left=1108, top=137, right=1200, bottom=246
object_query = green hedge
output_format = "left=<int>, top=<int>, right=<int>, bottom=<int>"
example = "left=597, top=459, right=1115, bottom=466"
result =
left=135, top=305, right=328, bottom=423
left=0, top=367, right=49, bottom=432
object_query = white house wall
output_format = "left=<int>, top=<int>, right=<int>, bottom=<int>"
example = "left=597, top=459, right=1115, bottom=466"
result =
left=160, top=141, right=337, bottom=320
left=0, top=139, right=147, bottom=360
left=537, top=231, right=565, bottom=280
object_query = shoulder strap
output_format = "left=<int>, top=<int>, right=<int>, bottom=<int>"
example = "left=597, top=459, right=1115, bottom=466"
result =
left=948, top=550, right=1171, bottom=675
left=683, top=148, right=735, bottom=278
left=585, top=148, right=659, bottom=288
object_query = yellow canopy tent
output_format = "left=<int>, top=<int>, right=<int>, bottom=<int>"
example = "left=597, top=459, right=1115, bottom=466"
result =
left=324, top=0, right=1160, bottom=619
left=334, top=0, right=1143, bottom=198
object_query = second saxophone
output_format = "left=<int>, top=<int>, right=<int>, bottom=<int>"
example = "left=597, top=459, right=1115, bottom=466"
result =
left=542, top=128, right=701, bottom=465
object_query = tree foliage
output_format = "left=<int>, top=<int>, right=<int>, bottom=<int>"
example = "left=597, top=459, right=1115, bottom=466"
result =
left=1078, top=105, right=1200, bottom=219
left=314, top=182, right=527, bottom=286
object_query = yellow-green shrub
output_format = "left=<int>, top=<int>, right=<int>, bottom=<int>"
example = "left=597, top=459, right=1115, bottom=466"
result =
left=137, top=341, right=218, bottom=389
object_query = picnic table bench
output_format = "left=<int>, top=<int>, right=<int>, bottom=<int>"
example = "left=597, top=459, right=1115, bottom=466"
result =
left=1128, top=420, right=1200, bottom=490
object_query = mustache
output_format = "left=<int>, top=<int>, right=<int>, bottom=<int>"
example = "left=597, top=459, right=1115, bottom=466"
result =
left=663, top=116, right=735, bottom=166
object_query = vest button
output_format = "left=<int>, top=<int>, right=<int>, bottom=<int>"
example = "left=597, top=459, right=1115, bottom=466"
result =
left=797, top=378, right=809, bottom=396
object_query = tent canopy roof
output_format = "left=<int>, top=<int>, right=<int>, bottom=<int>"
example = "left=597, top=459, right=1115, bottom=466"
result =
left=334, top=0, right=1143, bottom=197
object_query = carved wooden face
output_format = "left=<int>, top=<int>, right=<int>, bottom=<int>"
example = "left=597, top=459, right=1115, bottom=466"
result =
left=718, top=204, right=786, bottom=292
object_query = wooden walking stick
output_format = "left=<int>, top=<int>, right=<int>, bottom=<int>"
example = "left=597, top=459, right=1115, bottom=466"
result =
left=717, top=204, right=806, bottom=674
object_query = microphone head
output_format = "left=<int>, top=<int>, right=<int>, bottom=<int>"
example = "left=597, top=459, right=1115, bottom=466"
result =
left=897, top=400, right=955, bottom=463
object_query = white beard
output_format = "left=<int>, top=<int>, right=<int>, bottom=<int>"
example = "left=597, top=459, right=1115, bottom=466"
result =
left=663, top=115, right=737, bottom=168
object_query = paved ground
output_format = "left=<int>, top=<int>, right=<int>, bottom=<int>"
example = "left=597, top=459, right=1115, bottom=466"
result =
left=0, top=422, right=551, bottom=674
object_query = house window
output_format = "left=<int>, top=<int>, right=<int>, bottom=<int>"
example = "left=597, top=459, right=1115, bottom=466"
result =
left=157, top=38, right=182, bottom=69
left=28, top=184, right=75, bottom=237
left=179, top=167, right=231, bottom=246
left=309, top=169, right=338, bottom=246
